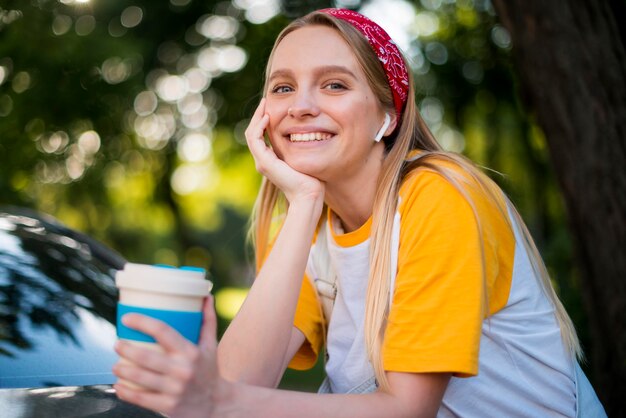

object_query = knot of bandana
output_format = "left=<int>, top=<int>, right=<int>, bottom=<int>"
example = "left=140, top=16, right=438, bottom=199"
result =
left=320, top=8, right=409, bottom=119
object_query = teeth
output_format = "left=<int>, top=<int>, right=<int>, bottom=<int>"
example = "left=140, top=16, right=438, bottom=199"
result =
left=289, top=132, right=332, bottom=142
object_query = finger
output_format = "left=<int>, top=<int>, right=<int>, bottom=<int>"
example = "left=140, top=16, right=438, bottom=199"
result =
left=251, top=97, right=266, bottom=121
left=115, top=340, right=172, bottom=375
left=121, top=313, right=192, bottom=354
left=247, top=118, right=278, bottom=176
left=113, top=360, right=178, bottom=394
left=247, top=112, right=270, bottom=145
left=245, top=99, right=267, bottom=143
left=247, top=114, right=270, bottom=153
left=199, top=295, right=217, bottom=350
left=115, top=341, right=200, bottom=385
left=114, top=383, right=178, bottom=416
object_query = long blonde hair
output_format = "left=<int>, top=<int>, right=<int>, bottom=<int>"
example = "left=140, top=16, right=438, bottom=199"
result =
left=249, top=11, right=581, bottom=392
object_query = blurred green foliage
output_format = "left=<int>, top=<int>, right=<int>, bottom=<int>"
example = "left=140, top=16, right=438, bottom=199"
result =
left=0, top=0, right=587, bottom=391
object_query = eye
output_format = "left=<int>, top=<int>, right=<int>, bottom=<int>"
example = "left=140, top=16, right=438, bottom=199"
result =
left=324, top=82, right=347, bottom=91
left=271, top=85, right=293, bottom=94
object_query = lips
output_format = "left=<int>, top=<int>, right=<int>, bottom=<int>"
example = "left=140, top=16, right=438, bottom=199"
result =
left=289, top=132, right=333, bottom=142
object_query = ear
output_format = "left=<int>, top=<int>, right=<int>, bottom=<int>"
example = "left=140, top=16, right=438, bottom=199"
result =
left=386, top=112, right=399, bottom=136
left=374, top=113, right=395, bottom=142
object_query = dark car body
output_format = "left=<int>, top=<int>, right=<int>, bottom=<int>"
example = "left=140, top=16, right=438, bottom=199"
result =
left=0, top=206, right=161, bottom=417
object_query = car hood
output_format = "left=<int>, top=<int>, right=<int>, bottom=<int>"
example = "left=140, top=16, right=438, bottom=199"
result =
left=0, top=207, right=125, bottom=388
left=0, top=385, right=163, bottom=417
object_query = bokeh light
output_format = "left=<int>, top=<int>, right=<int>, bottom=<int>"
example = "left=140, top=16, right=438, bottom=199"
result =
left=171, top=163, right=216, bottom=195
left=39, top=131, right=70, bottom=154
left=134, top=109, right=176, bottom=150
left=156, top=75, right=188, bottom=102
left=420, top=97, right=444, bottom=130
left=177, top=92, right=204, bottom=115
left=121, top=6, right=143, bottom=29
left=52, top=15, right=72, bottom=36
left=491, top=25, right=512, bottom=49
left=11, top=71, right=31, bottom=93
left=77, top=130, right=101, bottom=156
left=415, top=11, right=440, bottom=37
left=217, top=45, right=248, bottom=73
left=181, top=105, right=210, bottom=129
left=197, top=45, right=248, bottom=75
left=197, top=15, right=239, bottom=40
left=134, top=91, right=159, bottom=116
left=361, top=0, right=416, bottom=50
left=75, top=15, right=96, bottom=36
left=177, top=132, right=212, bottom=163
left=215, top=287, right=249, bottom=320
left=170, top=0, right=192, bottom=6
left=108, top=18, right=127, bottom=37
left=462, top=61, right=484, bottom=84
left=101, top=57, right=132, bottom=85
left=66, top=154, right=85, bottom=180
left=425, top=42, right=448, bottom=65
left=232, top=0, right=280, bottom=25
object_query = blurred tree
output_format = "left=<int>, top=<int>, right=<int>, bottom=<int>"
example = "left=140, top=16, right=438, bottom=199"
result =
left=0, top=0, right=282, bottom=286
left=492, top=0, right=626, bottom=414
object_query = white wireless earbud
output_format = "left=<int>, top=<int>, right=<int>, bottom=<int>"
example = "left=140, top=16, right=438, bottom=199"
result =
left=374, top=113, right=391, bottom=142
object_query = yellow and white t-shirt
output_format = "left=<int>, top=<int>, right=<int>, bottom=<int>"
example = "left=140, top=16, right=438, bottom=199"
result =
left=287, top=159, right=577, bottom=417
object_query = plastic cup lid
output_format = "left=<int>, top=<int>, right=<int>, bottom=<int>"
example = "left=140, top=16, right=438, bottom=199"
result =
left=116, top=263, right=212, bottom=297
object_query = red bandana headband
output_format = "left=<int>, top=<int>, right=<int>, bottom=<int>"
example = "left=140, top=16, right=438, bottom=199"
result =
left=320, top=8, right=409, bottom=119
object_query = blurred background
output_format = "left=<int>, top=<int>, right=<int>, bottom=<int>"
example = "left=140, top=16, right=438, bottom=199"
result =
left=0, top=0, right=596, bottom=394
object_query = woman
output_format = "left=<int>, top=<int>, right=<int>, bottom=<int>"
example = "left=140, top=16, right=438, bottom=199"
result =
left=113, top=9, right=605, bottom=417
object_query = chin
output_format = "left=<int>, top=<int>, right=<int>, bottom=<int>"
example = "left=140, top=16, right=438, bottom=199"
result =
left=285, top=158, right=328, bottom=180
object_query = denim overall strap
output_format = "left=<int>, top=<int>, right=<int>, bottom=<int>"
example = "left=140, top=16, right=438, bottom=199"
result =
left=574, top=362, right=607, bottom=418
left=308, top=221, right=337, bottom=323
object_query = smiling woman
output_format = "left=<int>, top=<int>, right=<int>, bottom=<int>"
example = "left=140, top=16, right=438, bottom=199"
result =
left=111, top=8, right=606, bottom=418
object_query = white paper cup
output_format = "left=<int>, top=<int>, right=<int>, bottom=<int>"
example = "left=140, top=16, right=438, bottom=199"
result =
left=115, top=263, right=212, bottom=389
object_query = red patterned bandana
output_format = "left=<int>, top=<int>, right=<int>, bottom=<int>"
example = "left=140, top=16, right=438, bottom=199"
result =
left=320, top=8, right=409, bottom=119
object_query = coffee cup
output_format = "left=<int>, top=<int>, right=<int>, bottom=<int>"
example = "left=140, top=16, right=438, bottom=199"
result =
left=116, top=263, right=212, bottom=344
left=115, top=263, right=212, bottom=389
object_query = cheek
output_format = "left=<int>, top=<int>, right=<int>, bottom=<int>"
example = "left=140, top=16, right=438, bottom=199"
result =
left=265, top=99, right=286, bottom=119
left=265, top=125, right=285, bottom=159
left=269, top=134, right=284, bottom=156
left=265, top=117, right=281, bottom=144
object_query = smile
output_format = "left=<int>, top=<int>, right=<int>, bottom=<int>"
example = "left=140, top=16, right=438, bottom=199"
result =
left=289, top=132, right=332, bottom=142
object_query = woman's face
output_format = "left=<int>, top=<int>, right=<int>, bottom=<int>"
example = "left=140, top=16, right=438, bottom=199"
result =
left=265, top=25, right=388, bottom=184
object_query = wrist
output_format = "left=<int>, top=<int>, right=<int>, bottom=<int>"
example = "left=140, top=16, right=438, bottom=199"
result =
left=287, top=194, right=324, bottom=219
left=210, top=378, right=239, bottom=418
left=284, top=181, right=325, bottom=213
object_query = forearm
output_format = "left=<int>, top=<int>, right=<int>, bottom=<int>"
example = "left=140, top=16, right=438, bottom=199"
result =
left=218, top=199, right=322, bottom=386
left=213, top=380, right=439, bottom=418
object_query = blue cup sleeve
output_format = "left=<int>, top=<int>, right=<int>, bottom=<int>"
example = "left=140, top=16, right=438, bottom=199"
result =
left=117, top=303, right=203, bottom=344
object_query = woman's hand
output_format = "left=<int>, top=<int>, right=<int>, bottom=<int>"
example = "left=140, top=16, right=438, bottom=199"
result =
left=246, top=98, right=325, bottom=207
left=113, top=297, right=228, bottom=418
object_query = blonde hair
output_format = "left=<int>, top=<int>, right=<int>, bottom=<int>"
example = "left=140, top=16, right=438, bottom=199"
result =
left=249, top=11, right=581, bottom=392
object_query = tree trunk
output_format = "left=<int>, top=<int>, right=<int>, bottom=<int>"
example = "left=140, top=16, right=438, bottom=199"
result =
left=491, top=0, right=626, bottom=415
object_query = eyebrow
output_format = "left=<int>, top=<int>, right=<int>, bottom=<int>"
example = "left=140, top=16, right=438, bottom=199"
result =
left=267, top=65, right=358, bottom=84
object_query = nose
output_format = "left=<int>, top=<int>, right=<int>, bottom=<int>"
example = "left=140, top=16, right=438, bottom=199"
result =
left=288, top=89, right=320, bottom=118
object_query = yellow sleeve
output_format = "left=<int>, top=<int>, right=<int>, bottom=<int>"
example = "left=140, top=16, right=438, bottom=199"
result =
left=383, top=169, right=498, bottom=377
left=288, top=273, right=324, bottom=370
